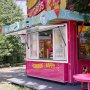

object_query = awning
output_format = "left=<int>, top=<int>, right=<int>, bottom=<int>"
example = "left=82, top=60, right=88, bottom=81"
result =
left=6, top=29, right=27, bottom=35
left=27, top=24, right=66, bottom=33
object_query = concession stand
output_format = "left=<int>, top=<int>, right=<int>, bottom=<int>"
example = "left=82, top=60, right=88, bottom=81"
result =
left=2, top=0, right=90, bottom=83
left=26, top=0, right=90, bottom=83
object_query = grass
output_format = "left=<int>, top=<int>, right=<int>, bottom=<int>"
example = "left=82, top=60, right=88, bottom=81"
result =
left=0, top=82, right=31, bottom=90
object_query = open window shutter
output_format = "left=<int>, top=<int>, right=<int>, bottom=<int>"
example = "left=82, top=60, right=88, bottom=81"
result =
left=53, top=26, right=68, bottom=61
left=30, top=32, right=39, bottom=59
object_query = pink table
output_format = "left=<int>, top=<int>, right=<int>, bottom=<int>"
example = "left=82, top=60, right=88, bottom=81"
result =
left=73, top=74, right=90, bottom=90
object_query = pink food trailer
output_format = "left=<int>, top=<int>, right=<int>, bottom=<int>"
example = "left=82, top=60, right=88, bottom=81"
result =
left=26, top=21, right=90, bottom=83
left=26, top=0, right=90, bottom=83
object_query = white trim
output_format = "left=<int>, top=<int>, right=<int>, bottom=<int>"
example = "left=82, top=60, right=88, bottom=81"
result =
left=26, top=59, right=68, bottom=63
left=37, top=32, right=39, bottom=59
left=65, top=24, right=68, bottom=63
left=53, top=29, right=55, bottom=60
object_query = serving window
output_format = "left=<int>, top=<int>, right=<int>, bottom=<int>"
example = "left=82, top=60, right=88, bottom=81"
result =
left=28, top=24, right=68, bottom=62
left=39, top=30, right=53, bottom=59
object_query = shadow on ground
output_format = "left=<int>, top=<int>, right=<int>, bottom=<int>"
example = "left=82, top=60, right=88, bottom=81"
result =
left=8, top=76, right=81, bottom=90
left=0, top=67, right=25, bottom=82
left=0, top=66, right=82, bottom=90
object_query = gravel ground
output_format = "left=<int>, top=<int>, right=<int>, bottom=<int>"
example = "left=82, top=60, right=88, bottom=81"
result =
left=0, top=65, right=31, bottom=90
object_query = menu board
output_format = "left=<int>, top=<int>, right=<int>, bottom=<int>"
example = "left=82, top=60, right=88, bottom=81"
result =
left=78, top=26, right=90, bottom=59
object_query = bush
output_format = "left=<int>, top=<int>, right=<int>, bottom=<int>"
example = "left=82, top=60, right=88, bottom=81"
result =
left=0, top=33, right=25, bottom=66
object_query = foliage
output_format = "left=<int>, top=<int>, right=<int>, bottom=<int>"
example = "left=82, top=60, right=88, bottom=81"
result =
left=0, top=33, right=25, bottom=65
left=84, top=27, right=90, bottom=44
left=0, top=33, right=13, bottom=56
left=0, top=0, right=24, bottom=26
left=67, top=0, right=90, bottom=13
left=66, top=0, right=90, bottom=21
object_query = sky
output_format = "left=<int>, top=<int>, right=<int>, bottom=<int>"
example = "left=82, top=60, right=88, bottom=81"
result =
left=15, top=0, right=27, bottom=16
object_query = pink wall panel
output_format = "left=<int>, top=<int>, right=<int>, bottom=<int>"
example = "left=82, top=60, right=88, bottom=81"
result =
left=67, top=21, right=90, bottom=83
left=26, top=60, right=68, bottom=82
left=67, top=20, right=78, bottom=83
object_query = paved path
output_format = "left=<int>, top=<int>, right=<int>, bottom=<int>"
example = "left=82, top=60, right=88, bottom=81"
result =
left=0, top=65, right=81, bottom=90
left=0, top=65, right=25, bottom=82
left=0, top=65, right=29, bottom=90
left=8, top=76, right=81, bottom=90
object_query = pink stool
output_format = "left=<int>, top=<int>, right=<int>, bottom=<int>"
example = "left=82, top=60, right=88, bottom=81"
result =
left=73, top=74, right=90, bottom=90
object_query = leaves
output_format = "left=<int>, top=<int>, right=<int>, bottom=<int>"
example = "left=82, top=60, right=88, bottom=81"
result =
left=84, top=27, right=90, bottom=44
left=0, top=33, right=12, bottom=56
left=0, top=33, right=24, bottom=57
left=67, top=0, right=90, bottom=13
left=0, top=0, right=24, bottom=26
left=66, top=0, right=90, bottom=22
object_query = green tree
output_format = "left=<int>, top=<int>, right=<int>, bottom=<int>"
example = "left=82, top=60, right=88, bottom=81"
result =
left=0, top=0, right=24, bottom=26
left=67, top=0, right=90, bottom=21
left=67, top=0, right=90, bottom=13
left=84, top=27, right=90, bottom=44
left=84, top=27, right=90, bottom=54
left=0, top=33, right=13, bottom=57
left=0, top=33, right=24, bottom=65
